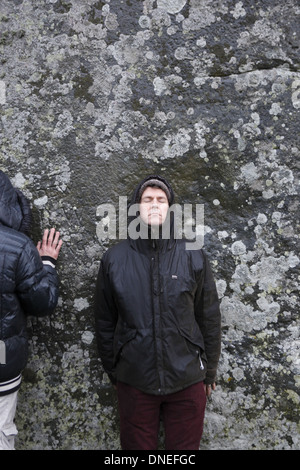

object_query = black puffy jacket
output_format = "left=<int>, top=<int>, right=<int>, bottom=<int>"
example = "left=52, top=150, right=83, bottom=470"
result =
left=95, top=176, right=221, bottom=395
left=0, top=171, right=59, bottom=394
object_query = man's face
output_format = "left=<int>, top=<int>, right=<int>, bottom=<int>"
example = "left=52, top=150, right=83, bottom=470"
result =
left=139, top=187, right=169, bottom=226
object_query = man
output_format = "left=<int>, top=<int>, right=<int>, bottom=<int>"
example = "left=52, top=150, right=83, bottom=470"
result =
left=0, top=170, right=62, bottom=450
left=95, top=175, right=221, bottom=450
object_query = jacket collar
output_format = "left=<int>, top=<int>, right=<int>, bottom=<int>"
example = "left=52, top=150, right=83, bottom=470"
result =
left=129, top=236, right=176, bottom=255
left=129, top=220, right=176, bottom=255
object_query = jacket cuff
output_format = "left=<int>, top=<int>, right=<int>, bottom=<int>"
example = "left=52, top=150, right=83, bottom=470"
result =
left=204, top=369, right=217, bottom=384
left=41, top=256, right=57, bottom=268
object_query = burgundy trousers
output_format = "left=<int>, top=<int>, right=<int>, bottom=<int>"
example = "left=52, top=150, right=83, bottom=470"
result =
left=117, top=381, right=206, bottom=450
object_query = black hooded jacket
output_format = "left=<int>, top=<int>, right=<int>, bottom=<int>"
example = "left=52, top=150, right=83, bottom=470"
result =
left=0, top=171, right=59, bottom=395
left=95, top=176, right=221, bottom=395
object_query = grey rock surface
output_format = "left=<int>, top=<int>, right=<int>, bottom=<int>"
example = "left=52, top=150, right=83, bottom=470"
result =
left=0, top=0, right=299, bottom=449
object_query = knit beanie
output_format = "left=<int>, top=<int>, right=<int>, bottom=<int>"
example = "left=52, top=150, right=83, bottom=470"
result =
left=136, top=176, right=172, bottom=205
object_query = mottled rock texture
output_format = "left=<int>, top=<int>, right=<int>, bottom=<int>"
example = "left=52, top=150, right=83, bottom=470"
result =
left=0, top=0, right=299, bottom=450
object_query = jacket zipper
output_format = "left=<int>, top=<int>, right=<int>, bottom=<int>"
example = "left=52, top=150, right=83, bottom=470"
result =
left=151, top=240, right=164, bottom=393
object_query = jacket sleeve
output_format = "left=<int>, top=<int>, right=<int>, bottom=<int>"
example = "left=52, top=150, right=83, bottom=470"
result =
left=194, top=250, right=221, bottom=384
left=94, top=256, right=118, bottom=385
left=16, top=238, right=59, bottom=316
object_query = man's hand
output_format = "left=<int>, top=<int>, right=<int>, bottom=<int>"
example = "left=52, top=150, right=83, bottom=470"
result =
left=204, top=382, right=216, bottom=397
left=37, top=228, right=63, bottom=260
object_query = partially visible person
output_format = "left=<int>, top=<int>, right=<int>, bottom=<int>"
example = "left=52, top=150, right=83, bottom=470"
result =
left=0, top=170, right=62, bottom=450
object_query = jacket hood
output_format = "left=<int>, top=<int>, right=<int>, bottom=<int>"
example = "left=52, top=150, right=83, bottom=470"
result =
left=0, top=170, right=32, bottom=234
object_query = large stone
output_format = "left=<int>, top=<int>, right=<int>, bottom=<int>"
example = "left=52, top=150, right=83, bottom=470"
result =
left=0, top=0, right=299, bottom=450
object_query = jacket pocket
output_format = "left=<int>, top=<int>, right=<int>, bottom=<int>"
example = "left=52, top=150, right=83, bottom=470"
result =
left=165, top=274, right=197, bottom=295
left=177, top=326, right=207, bottom=370
left=162, top=274, right=197, bottom=322
left=113, top=323, right=137, bottom=366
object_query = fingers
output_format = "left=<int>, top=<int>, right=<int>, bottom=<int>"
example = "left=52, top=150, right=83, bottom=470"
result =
left=52, top=228, right=60, bottom=247
left=204, top=383, right=216, bottom=397
left=43, top=228, right=50, bottom=246
left=37, top=228, right=63, bottom=260
left=45, top=228, right=60, bottom=248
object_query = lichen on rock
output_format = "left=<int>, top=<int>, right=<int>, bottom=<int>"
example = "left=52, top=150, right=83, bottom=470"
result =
left=0, top=0, right=299, bottom=450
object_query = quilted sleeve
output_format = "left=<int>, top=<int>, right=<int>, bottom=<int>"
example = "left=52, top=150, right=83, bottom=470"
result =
left=15, top=238, right=59, bottom=316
